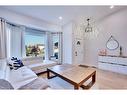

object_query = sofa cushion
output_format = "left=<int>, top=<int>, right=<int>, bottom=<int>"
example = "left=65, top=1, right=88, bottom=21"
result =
left=9, top=66, right=37, bottom=89
left=5, top=66, right=11, bottom=81
left=19, top=78, right=50, bottom=89
left=22, top=57, right=58, bottom=74
left=0, top=59, right=10, bottom=81
left=0, top=59, right=7, bottom=71
left=0, top=70, right=5, bottom=79
left=0, top=79, right=14, bottom=89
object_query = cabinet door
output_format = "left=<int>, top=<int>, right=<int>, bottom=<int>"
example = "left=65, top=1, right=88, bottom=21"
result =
left=98, top=62, right=108, bottom=70
left=118, top=65, right=127, bottom=75
left=98, top=62, right=118, bottom=72
left=118, top=57, right=127, bottom=66
left=98, top=56, right=117, bottom=63
left=106, top=63, right=119, bottom=73
left=99, top=62, right=121, bottom=73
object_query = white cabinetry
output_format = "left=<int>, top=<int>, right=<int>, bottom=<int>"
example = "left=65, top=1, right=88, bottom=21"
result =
left=98, top=55, right=127, bottom=75
left=118, top=57, right=127, bottom=66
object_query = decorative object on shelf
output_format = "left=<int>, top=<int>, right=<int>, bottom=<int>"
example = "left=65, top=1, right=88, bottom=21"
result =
left=98, top=49, right=107, bottom=56
left=119, top=46, right=123, bottom=56
left=106, top=35, right=119, bottom=50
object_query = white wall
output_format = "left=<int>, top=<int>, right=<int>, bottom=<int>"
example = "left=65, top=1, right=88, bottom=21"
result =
left=83, top=8, right=127, bottom=67
left=0, top=8, right=61, bottom=32
left=62, top=22, right=73, bottom=64
left=62, top=8, right=127, bottom=67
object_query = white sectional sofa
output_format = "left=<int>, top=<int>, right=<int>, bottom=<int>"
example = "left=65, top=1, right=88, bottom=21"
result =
left=0, top=59, right=51, bottom=89
left=21, top=57, right=58, bottom=74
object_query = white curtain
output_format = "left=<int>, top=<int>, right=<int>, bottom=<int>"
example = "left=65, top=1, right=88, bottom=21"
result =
left=58, top=32, right=63, bottom=64
left=0, top=18, right=7, bottom=59
left=21, top=26, right=26, bottom=57
left=45, top=32, right=52, bottom=60
left=6, top=24, right=25, bottom=58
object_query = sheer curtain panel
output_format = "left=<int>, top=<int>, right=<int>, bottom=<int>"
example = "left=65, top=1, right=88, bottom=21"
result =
left=7, top=24, right=24, bottom=58
left=0, top=18, right=7, bottom=59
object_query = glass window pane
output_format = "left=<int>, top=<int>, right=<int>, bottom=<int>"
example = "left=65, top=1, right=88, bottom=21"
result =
left=53, top=34, right=59, bottom=59
left=25, top=34, right=45, bottom=58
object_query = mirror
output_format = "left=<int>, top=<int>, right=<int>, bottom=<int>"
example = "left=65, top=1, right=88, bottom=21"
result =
left=106, top=36, right=119, bottom=50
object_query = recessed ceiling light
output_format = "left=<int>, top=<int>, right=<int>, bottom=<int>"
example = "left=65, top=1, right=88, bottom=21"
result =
left=58, top=16, right=63, bottom=20
left=110, top=5, right=114, bottom=9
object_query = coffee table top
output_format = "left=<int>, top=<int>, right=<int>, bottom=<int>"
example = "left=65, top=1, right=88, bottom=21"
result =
left=48, top=64, right=96, bottom=84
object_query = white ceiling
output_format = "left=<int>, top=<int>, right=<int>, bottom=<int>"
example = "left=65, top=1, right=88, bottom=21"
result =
left=1, top=6, right=126, bottom=26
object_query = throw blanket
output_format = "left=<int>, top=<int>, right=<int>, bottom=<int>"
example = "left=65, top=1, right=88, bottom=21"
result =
left=19, top=78, right=50, bottom=90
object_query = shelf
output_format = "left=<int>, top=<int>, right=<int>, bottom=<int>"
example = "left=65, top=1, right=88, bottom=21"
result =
left=99, top=55, right=127, bottom=58
left=98, top=61, right=127, bottom=66
left=98, top=55, right=127, bottom=75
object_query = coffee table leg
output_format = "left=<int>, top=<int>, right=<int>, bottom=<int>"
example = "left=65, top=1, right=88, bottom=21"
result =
left=81, top=72, right=96, bottom=89
left=47, top=69, right=50, bottom=79
left=47, top=69, right=58, bottom=79
left=92, top=72, right=96, bottom=83
left=74, top=85, right=79, bottom=90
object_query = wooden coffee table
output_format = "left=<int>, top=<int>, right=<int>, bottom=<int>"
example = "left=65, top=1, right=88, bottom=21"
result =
left=47, top=64, right=96, bottom=89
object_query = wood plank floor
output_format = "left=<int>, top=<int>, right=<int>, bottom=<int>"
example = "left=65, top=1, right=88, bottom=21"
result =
left=38, top=68, right=127, bottom=89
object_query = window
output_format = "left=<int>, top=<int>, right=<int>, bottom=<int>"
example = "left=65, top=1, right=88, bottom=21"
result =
left=49, top=32, right=62, bottom=63
left=52, top=34, right=59, bottom=59
left=25, top=28, right=45, bottom=58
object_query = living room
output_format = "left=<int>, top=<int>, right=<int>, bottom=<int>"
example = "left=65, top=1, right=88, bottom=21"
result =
left=0, top=5, right=127, bottom=90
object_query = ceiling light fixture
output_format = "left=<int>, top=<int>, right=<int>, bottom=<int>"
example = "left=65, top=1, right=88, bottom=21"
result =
left=58, top=16, right=63, bottom=20
left=85, top=18, right=92, bottom=32
left=83, top=18, right=99, bottom=39
left=110, top=5, right=114, bottom=9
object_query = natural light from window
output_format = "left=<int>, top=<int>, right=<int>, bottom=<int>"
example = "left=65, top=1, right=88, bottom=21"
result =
left=25, top=34, right=45, bottom=58
left=52, top=34, right=59, bottom=59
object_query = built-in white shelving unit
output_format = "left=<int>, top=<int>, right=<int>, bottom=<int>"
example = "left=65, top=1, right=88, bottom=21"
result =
left=98, top=55, right=127, bottom=75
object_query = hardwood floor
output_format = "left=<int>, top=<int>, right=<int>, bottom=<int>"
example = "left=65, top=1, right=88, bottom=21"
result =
left=38, top=68, right=127, bottom=89
left=96, top=69, right=127, bottom=89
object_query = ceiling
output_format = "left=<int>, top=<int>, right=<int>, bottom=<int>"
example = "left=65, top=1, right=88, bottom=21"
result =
left=1, top=6, right=126, bottom=26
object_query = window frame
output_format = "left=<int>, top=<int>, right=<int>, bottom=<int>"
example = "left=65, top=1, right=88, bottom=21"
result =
left=24, top=27, right=46, bottom=59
